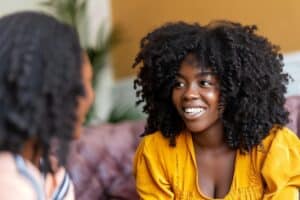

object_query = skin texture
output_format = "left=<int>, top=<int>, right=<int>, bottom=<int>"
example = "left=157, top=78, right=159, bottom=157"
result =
left=172, top=55, right=235, bottom=198
left=172, top=55, right=221, bottom=137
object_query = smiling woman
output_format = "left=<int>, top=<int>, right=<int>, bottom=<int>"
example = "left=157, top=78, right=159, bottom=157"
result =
left=172, top=55, right=221, bottom=135
left=133, top=21, right=300, bottom=199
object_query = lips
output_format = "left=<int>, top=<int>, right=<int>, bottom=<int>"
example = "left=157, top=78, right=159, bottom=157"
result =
left=182, top=106, right=206, bottom=120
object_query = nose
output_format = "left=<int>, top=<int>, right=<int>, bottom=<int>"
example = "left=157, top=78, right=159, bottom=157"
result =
left=183, top=83, right=200, bottom=100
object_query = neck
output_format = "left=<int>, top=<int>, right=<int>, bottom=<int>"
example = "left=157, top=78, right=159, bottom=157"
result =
left=21, top=139, right=42, bottom=167
left=191, top=119, right=226, bottom=150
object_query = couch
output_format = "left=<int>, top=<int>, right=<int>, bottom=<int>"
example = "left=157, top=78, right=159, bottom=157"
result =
left=285, top=96, right=300, bottom=135
left=67, top=96, right=300, bottom=200
left=67, top=120, right=144, bottom=200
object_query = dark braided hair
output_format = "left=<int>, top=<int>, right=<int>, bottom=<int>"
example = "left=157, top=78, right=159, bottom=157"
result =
left=133, top=21, right=289, bottom=151
left=0, top=11, right=84, bottom=171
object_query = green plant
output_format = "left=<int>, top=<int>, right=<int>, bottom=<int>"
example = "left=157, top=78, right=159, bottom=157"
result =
left=41, top=0, right=88, bottom=46
left=41, top=0, right=121, bottom=123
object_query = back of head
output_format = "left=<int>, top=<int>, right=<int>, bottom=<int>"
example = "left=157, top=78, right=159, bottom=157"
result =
left=0, top=11, right=83, bottom=169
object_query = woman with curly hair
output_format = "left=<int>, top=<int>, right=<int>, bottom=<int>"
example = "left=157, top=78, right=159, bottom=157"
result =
left=0, top=11, right=94, bottom=199
left=133, top=21, right=300, bottom=199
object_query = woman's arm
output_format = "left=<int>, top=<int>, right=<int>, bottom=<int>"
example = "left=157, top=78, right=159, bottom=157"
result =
left=134, top=139, right=174, bottom=200
left=261, top=128, right=300, bottom=200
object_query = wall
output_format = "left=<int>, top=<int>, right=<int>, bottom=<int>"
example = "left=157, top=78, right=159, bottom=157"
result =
left=0, top=0, right=115, bottom=123
left=111, top=0, right=300, bottom=78
left=0, top=0, right=45, bottom=16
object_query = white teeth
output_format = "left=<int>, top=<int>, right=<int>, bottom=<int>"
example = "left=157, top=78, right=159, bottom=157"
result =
left=184, top=107, right=204, bottom=114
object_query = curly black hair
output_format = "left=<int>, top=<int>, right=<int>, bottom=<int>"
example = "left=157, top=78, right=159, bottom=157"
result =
left=0, top=11, right=84, bottom=171
left=133, top=21, right=290, bottom=151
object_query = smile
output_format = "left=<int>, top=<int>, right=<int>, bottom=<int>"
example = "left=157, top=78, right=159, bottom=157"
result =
left=182, top=107, right=206, bottom=120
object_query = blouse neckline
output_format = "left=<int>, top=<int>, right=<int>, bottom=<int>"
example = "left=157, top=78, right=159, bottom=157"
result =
left=185, top=131, right=239, bottom=200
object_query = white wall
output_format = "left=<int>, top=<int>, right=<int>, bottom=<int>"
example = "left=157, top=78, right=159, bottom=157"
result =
left=0, top=0, right=47, bottom=16
left=0, top=0, right=112, bottom=44
left=284, top=52, right=300, bottom=96
left=86, top=0, right=115, bottom=123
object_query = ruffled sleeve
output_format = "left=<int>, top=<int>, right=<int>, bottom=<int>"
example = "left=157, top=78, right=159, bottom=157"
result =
left=133, top=134, right=175, bottom=200
left=260, top=127, right=300, bottom=199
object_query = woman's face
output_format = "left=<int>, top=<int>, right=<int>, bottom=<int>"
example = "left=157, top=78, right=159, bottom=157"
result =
left=74, top=54, right=94, bottom=139
left=172, top=56, right=222, bottom=134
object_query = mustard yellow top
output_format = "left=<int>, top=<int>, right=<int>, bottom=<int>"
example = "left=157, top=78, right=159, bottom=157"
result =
left=134, top=127, right=300, bottom=200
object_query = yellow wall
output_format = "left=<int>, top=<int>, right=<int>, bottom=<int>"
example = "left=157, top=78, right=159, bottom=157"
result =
left=111, top=0, right=300, bottom=79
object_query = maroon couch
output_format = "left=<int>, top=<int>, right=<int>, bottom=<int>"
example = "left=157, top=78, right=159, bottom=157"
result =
left=67, top=96, right=300, bottom=200
left=285, top=96, right=300, bottom=135
left=67, top=120, right=144, bottom=200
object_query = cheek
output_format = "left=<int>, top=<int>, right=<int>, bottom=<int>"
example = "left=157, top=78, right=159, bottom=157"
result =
left=205, top=90, right=221, bottom=112
left=76, top=97, right=86, bottom=120
left=171, top=90, right=180, bottom=108
left=77, top=85, right=94, bottom=119
left=85, top=85, right=94, bottom=109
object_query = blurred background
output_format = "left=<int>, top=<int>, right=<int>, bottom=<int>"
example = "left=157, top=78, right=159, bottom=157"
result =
left=1, top=0, right=299, bottom=124
left=1, top=1, right=299, bottom=199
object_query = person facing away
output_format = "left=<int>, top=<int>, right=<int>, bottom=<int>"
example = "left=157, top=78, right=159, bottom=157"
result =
left=133, top=21, right=300, bottom=199
left=0, top=11, right=94, bottom=200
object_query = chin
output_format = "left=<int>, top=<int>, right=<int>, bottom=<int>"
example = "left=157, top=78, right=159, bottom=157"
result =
left=184, top=118, right=223, bottom=134
left=185, top=122, right=207, bottom=133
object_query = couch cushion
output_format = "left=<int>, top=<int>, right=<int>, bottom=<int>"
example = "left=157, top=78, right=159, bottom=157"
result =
left=285, top=96, right=300, bottom=137
left=67, top=120, right=145, bottom=200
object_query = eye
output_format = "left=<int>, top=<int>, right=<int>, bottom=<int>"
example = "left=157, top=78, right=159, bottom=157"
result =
left=174, top=80, right=185, bottom=89
left=199, top=80, right=213, bottom=87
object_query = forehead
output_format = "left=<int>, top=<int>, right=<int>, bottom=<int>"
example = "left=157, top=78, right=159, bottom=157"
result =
left=176, top=66, right=217, bottom=81
left=181, top=54, right=214, bottom=70
left=178, top=54, right=216, bottom=75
